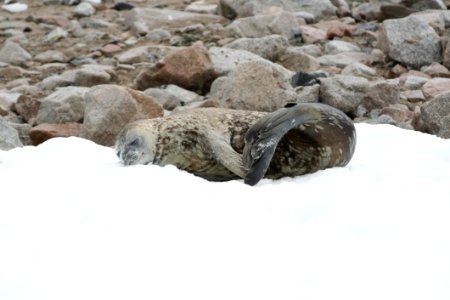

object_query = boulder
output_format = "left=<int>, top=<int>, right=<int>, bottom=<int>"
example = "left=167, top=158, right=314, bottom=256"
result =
left=36, top=87, right=89, bottom=125
left=420, top=92, right=450, bottom=138
left=0, top=91, right=21, bottom=116
left=378, top=16, right=442, bottom=69
left=422, top=78, right=450, bottom=100
left=224, top=35, right=289, bottom=61
left=218, top=0, right=336, bottom=21
left=362, top=80, right=400, bottom=110
left=30, top=123, right=81, bottom=145
left=144, top=85, right=203, bottom=111
left=80, top=85, right=163, bottom=146
left=12, top=95, right=41, bottom=125
left=208, top=47, right=293, bottom=79
left=278, top=48, right=319, bottom=72
left=0, top=42, right=32, bottom=66
left=320, top=75, right=369, bottom=114
left=74, top=2, right=95, bottom=17
left=134, top=45, right=216, bottom=93
left=420, top=63, right=450, bottom=78
left=209, top=61, right=298, bottom=112
left=0, top=116, right=23, bottom=150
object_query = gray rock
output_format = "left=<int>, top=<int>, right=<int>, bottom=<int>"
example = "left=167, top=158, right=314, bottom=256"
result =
left=208, top=47, right=293, bottom=80
left=218, top=0, right=336, bottom=21
left=400, top=75, right=429, bottom=90
left=362, top=80, right=400, bottom=110
left=227, top=12, right=300, bottom=39
left=320, top=75, right=369, bottom=113
left=341, top=62, right=376, bottom=78
left=116, top=45, right=174, bottom=65
left=378, top=16, right=442, bottom=69
left=278, top=48, right=319, bottom=72
left=324, top=40, right=361, bottom=54
left=146, top=28, right=172, bottom=43
left=34, top=50, right=66, bottom=63
left=144, top=85, right=203, bottom=111
left=297, top=44, right=322, bottom=57
left=209, top=61, right=298, bottom=112
left=124, top=8, right=225, bottom=32
left=411, top=11, right=445, bottom=36
left=10, top=123, right=32, bottom=146
left=36, top=87, right=89, bottom=125
left=420, top=92, right=450, bottom=138
left=295, top=84, right=320, bottom=103
left=0, top=117, right=23, bottom=150
left=80, top=85, right=164, bottom=146
left=164, top=85, right=203, bottom=105
left=44, top=27, right=69, bottom=43
left=351, top=3, right=378, bottom=22
left=0, top=42, right=31, bottom=66
left=401, top=89, right=425, bottom=102
left=74, top=2, right=95, bottom=17
left=224, top=35, right=289, bottom=61
left=317, top=52, right=370, bottom=68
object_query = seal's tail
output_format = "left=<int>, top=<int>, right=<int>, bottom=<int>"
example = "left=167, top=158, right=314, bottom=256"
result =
left=242, top=103, right=354, bottom=186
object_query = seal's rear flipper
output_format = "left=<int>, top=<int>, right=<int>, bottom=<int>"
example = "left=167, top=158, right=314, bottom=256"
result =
left=243, top=104, right=312, bottom=186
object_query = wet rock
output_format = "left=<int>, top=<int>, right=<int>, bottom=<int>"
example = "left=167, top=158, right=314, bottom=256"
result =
left=80, top=84, right=163, bottom=146
left=125, top=8, right=226, bottom=33
left=74, top=2, right=96, bottom=17
left=278, top=48, right=319, bottom=73
left=341, top=62, right=376, bottom=78
left=320, top=75, right=369, bottom=113
left=36, top=87, right=89, bottom=125
left=224, top=35, right=289, bottom=61
left=34, top=50, right=67, bottom=63
left=363, top=80, right=400, bottom=111
left=208, top=47, right=293, bottom=79
left=218, top=0, right=336, bottom=21
left=0, top=116, right=23, bottom=150
left=209, top=61, right=298, bottom=112
left=29, top=123, right=81, bottom=146
left=12, top=95, right=40, bottom=124
left=378, top=16, right=442, bottom=69
left=420, top=92, right=450, bottom=138
left=422, top=78, right=450, bottom=100
left=134, top=45, right=216, bottom=93
left=324, top=40, right=360, bottom=54
left=0, top=42, right=31, bottom=66
left=227, top=12, right=300, bottom=39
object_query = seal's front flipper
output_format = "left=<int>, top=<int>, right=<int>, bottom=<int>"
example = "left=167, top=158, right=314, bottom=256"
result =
left=243, top=104, right=314, bottom=186
left=208, top=131, right=247, bottom=179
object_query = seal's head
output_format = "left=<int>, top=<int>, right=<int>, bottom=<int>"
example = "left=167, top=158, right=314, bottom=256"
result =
left=115, top=121, right=157, bottom=166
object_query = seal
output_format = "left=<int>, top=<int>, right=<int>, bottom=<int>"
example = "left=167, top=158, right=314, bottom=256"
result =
left=115, top=103, right=356, bottom=185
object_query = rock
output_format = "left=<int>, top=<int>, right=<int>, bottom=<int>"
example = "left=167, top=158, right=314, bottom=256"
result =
left=227, top=12, right=300, bottom=39
left=278, top=48, right=319, bottom=72
left=378, top=16, right=442, bottom=69
left=317, top=52, right=370, bottom=68
left=412, top=11, right=445, bottom=36
left=124, top=8, right=226, bottom=33
left=80, top=84, right=163, bottom=146
left=299, top=25, right=327, bottom=44
left=362, top=80, right=400, bottom=111
left=420, top=63, right=450, bottom=78
left=10, top=123, right=32, bottom=146
left=320, top=75, right=369, bottom=114
left=422, top=78, right=450, bottom=100
left=0, top=42, right=32, bottom=66
left=218, top=0, right=336, bottom=21
left=401, top=89, right=426, bottom=102
left=36, top=87, right=89, bottom=125
left=295, top=84, right=320, bottom=103
left=12, top=95, right=40, bottom=124
left=116, top=45, right=174, bottom=65
left=291, top=71, right=328, bottom=88
left=34, top=50, right=66, bottom=63
left=209, top=61, right=298, bottom=112
left=224, top=35, right=289, bottom=61
left=324, top=40, right=360, bottom=54
left=341, top=62, right=376, bottom=78
left=402, top=0, right=446, bottom=10
left=44, top=27, right=69, bottom=43
left=74, top=2, right=96, bottom=17
left=29, top=123, right=81, bottom=145
left=0, top=65, right=23, bottom=79
left=0, top=116, right=23, bottom=150
left=420, top=92, right=450, bottom=138
left=378, top=4, right=414, bottom=21
left=186, top=2, right=218, bottom=14
left=400, top=75, right=429, bottom=90
left=134, top=45, right=216, bottom=93
left=0, top=91, right=21, bottom=115
left=208, top=47, right=293, bottom=80
left=351, top=3, right=378, bottom=22
left=99, top=44, right=122, bottom=57
left=146, top=28, right=172, bottom=43
left=144, top=85, right=203, bottom=111
left=297, top=45, right=322, bottom=57
left=380, top=104, right=414, bottom=123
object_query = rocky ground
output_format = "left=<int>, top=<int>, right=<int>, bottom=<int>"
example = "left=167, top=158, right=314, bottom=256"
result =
left=1, top=0, right=450, bottom=151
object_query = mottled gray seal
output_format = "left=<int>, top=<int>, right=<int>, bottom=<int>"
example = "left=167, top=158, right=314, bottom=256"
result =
left=115, top=103, right=356, bottom=185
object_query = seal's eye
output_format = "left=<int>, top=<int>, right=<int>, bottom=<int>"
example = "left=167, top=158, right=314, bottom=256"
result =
left=128, top=136, right=141, bottom=147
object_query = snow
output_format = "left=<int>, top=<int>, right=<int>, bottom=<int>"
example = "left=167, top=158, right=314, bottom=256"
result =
left=0, top=123, right=450, bottom=300
left=1, top=3, right=28, bottom=13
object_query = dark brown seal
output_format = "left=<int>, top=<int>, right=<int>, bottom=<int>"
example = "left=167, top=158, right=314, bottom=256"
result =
left=115, top=103, right=356, bottom=185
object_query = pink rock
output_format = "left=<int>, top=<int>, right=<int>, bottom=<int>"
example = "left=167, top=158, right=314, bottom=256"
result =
left=30, top=123, right=81, bottom=146
left=422, top=78, right=450, bottom=100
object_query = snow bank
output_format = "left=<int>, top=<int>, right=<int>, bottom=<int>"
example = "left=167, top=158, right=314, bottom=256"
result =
left=1, top=124, right=450, bottom=300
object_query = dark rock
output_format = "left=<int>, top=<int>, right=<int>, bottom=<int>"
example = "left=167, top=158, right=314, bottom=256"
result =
left=112, top=2, right=134, bottom=11
left=291, top=72, right=327, bottom=88
left=29, top=123, right=81, bottom=145
left=420, top=92, right=450, bottom=138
